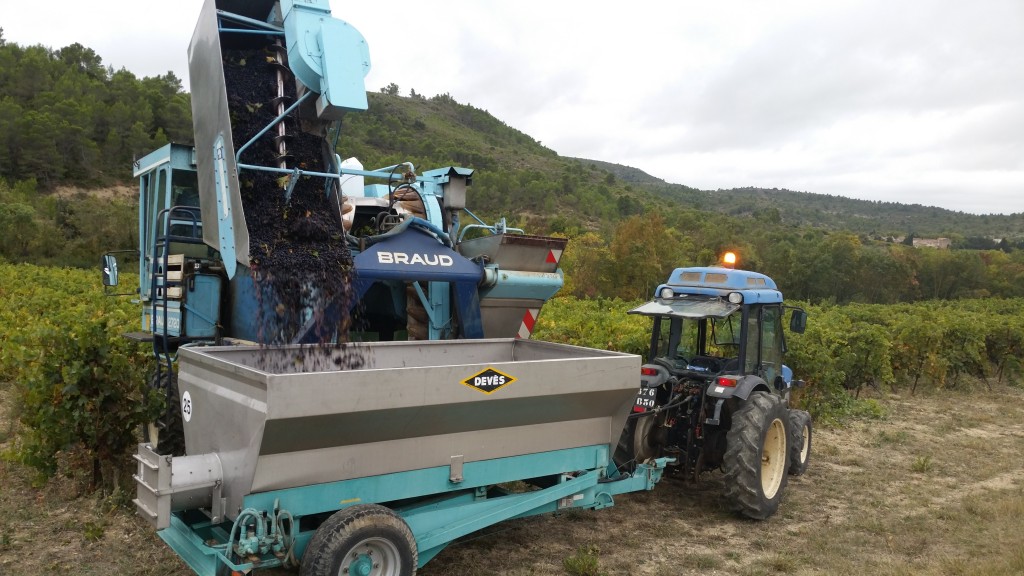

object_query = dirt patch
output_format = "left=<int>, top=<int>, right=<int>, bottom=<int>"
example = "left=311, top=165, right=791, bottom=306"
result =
left=2, top=383, right=1024, bottom=575
left=53, top=185, right=136, bottom=200
left=423, top=385, right=1024, bottom=576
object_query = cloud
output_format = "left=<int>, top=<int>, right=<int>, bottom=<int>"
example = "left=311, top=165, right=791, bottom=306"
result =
left=2, top=0, right=1021, bottom=214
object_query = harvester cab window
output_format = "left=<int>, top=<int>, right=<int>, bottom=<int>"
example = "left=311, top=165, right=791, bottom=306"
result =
left=171, top=172, right=200, bottom=209
left=139, top=167, right=170, bottom=299
left=168, top=171, right=201, bottom=239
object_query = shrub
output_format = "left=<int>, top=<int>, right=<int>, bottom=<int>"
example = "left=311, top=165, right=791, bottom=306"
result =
left=0, top=263, right=156, bottom=491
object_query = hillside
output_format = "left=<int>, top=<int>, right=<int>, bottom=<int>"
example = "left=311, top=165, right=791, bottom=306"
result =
left=574, top=159, right=1024, bottom=239
left=1, top=33, right=1021, bottom=241
left=339, top=91, right=1024, bottom=240
left=0, top=39, right=191, bottom=188
left=3, top=35, right=1024, bottom=287
left=644, top=184, right=1024, bottom=239
left=334, top=92, right=648, bottom=232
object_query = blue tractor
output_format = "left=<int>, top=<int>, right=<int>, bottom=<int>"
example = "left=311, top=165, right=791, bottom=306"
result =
left=615, top=254, right=812, bottom=519
left=103, top=0, right=567, bottom=456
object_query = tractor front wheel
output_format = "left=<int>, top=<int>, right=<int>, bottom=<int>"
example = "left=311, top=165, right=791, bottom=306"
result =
left=788, top=409, right=813, bottom=476
left=723, top=392, right=789, bottom=520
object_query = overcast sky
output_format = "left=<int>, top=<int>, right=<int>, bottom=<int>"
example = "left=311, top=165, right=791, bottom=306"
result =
left=3, top=0, right=1022, bottom=215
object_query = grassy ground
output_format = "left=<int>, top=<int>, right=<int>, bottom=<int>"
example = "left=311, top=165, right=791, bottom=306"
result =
left=2, top=381, right=1023, bottom=575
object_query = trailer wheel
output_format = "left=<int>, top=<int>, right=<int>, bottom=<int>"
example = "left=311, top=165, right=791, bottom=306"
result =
left=723, top=392, right=789, bottom=520
left=301, top=504, right=417, bottom=576
left=144, top=369, right=185, bottom=456
left=787, top=409, right=812, bottom=476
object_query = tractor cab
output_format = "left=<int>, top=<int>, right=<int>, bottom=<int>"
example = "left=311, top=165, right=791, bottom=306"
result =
left=629, top=264, right=804, bottom=391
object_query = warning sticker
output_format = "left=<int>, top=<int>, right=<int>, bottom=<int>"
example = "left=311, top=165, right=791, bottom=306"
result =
left=461, top=367, right=517, bottom=394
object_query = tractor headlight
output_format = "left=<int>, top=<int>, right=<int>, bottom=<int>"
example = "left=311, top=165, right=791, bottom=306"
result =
left=728, top=292, right=743, bottom=304
left=659, top=287, right=674, bottom=299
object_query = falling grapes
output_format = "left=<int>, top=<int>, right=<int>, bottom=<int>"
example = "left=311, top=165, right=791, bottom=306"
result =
left=223, top=44, right=364, bottom=372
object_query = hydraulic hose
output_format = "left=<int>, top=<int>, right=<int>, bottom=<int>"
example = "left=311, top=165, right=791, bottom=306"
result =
left=625, top=391, right=696, bottom=420
left=226, top=508, right=266, bottom=560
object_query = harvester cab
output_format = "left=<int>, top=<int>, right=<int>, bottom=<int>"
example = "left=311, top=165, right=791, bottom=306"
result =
left=617, top=253, right=813, bottom=519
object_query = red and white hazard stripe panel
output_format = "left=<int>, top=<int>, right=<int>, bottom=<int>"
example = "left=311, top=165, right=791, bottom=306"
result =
left=545, top=248, right=563, bottom=265
left=517, top=308, right=540, bottom=339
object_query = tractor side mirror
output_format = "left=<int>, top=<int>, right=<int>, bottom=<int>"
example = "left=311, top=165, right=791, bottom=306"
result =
left=789, top=309, right=807, bottom=334
left=101, top=254, right=119, bottom=287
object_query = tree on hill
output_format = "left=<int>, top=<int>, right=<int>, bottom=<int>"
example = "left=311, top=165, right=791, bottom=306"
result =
left=0, top=39, right=191, bottom=188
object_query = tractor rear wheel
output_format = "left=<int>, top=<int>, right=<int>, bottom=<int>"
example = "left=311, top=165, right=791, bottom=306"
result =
left=613, top=412, right=664, bottom=471
left=631, top=413, right=663, bottom=463
left=787, top=409, right=813, bottom=476
left=301, top=504, right=417, bottom=576
left=723, top=392, right=789, bottom=520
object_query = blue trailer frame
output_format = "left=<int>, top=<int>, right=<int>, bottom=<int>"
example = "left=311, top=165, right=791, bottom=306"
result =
left=150, top=445, right=669, bottom=574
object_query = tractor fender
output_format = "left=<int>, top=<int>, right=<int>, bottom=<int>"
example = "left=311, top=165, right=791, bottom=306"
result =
left=640, top=363, right=671, bottom=389
left=706, top=374, right=771, bottom=401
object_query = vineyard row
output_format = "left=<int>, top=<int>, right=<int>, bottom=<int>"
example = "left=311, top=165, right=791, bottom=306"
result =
left=2, top=263, right=1021, bottom=487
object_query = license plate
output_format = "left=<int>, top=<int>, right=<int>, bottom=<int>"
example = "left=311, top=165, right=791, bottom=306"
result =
left=632, top=386, right=657, bottom=412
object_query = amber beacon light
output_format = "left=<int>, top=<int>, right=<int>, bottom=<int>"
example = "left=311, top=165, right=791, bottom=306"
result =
left=722, top=251, right=738, bottom=268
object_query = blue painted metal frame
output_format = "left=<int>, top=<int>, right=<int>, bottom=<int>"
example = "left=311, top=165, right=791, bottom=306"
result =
left=481, top=269, right=565, bottom=301
left=156, top=445, right=669, bottom=574
left=243, top=446, right=608, bottom=518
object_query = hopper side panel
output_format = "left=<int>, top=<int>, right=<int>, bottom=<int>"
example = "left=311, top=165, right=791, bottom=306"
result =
left=262, top=355, right=638, bottom=419
left=178, top=359, right=268, bottom=520
left=250, top=418, right=611, bottom=492
left=258, top=389, right=628, bottom=455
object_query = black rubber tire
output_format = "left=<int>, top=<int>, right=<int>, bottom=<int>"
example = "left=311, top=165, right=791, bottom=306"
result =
left=631, top=412, right=662, bottom=463
left=301, top=505, right=417, bottom=576
left=723, top=392, right=790, bottom=520
left=787, top=409, right=813, bottom=476
left=144, top=369, right=186, bottom=457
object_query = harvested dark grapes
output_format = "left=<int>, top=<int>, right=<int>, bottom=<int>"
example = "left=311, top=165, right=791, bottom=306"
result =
left=222, top=43, right=363, bottom=371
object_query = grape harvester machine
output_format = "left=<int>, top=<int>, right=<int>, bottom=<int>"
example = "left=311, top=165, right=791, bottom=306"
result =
left=100, top=1, right=670, bottom=575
